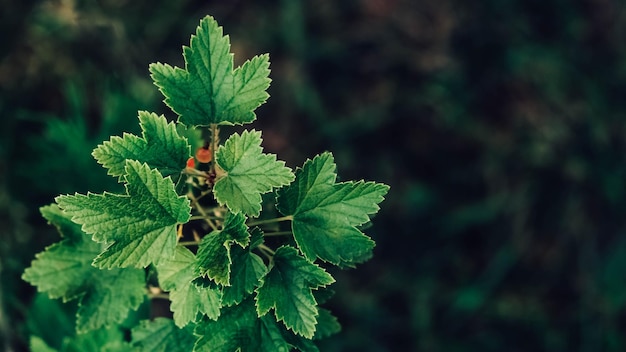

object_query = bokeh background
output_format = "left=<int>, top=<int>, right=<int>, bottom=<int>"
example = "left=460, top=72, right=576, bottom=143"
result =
left=3, top=0, right=626, bottom=351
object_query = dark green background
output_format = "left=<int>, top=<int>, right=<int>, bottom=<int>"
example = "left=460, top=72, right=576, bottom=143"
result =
left=3, top=0, right=626, bottom=351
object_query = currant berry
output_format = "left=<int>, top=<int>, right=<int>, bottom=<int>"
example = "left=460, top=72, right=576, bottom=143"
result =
left=186, top=157, right=195, bottom=169
left=195, top=147, right=212, bottom=163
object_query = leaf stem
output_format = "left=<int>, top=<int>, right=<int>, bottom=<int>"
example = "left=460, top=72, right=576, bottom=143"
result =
left=247, top=215, right=293, bottom=227
left=148, top=292, right=170, bottom=300
left=263, top=231, right=292, bottom=237
left=210, top=123, right=219, bottom=173
left=178, top=240, right=200, bottom=246
left=189, top=215, right=222, bottom=221
left=258, top=244, right=276, bottom=262
left=188, top=192, right=220, bottom=231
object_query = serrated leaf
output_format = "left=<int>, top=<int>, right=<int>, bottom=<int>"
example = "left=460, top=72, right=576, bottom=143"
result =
left=213, top=130, right=294, bottom=216
left=312, top=308, right=341, bottom=340
left=156, top=246, right=221, bottom=327
left=92, top=111, right=190, bottom=179
left=194, top=298, right=291, bottom=352
left=256, top=246, right=335, bottom=338
left=22, top=205, right=146, bottom=333
left=276, top=152, right=389, bottom=266
left=40, top=204, right=84, bottom=243
left=76, top=269, right=146, bottom=333
left=150, top=16, right=271, bottom=127
left=195, top=212, right=249, bottom=285
left=131, top=318, right=196, bottom=352
left=222, top=228, right=268, bottom=306
left=56, top=160, right=191, bottom=268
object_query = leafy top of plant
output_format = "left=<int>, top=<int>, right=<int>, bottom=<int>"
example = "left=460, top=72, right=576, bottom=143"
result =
left=23, top=15, right=389, bottom=352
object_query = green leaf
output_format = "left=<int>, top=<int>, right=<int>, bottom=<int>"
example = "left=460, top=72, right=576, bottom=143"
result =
left=214, top=130, right=294, bottom=216
left=276, top=152, right=389, bottom=266
left=131, top=318, right=196, bottom=352
left=255, top=246, right=335, bottom=338
left=30, top=336, right=57, bottom=352
left=222, top=227, right=268, bottom=306
left=194, top=298, right=291, bottom=352
left=195, top=212, right=249, bottom=285
left=312, top=308, right=341, bottom=340
left=22, top=205, right=146, bottom=333
left=40, top=203, right=84, bottom=243
left=25, top=293, right=75, bottom=350
left=92, top=111, right=190, bottom=180
left=62, top=326, right=129, bottom=352
left=56, top=160, right=191, bottom=268
left=156, top=246, right=222, bottom=327
left=150, top=16, right=271, bottom=127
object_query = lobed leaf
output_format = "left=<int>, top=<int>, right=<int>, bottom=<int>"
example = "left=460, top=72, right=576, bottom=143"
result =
left=56, top=160, right=191, bottom=269
left=276, top=152, right=389, bottom=266
left=255, top=246, right=335, bottom=338
left=213, top=130, right=294, bottom=216
left=156, top=246, right=221, bottom=327
left=150, top=16, right=271, bottom=127
left=194, top=298, right=293, bottom=352
left=131, top=318, right=196, bottom=352
left=222, top=227, right=268, bottom=306
left=92, top=111, right=190, bottom=180
left=22, top=205, right=146, bottom=333
left=312, top=308, right=341, bottom=340
left=195, top=212, right=249, bottom=285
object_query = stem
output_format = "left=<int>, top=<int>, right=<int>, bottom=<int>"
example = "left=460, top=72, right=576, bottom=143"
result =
left=194, top=189, right=212, bottom=202
left=258, top=244, right=276, bottom=262
left=210, top=123, right=219, bottom=174
left=189, top=215, right=222, bottom=221
left=263, top=231, right=292, bottom=237
left=247, top=215, right=293, bottom=227
left=182, top=168, right=210, bottom=178
left=259, top=244, right=275, bottom=255
left=148, top=292, right=170, bottom=300
left=188, top=192, right=219, bottom=231
left=178, top=240, right=201, bottom=246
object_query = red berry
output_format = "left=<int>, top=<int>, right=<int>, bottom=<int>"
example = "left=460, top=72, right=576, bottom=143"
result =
left=186, top=157, right=195, bottom=168
left=195, top=147, right=212, bottom=163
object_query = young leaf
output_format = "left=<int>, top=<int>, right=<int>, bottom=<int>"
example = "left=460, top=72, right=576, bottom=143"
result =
left=276, top=152, right=389, bottom=266
left=156, top=246, right=222, bottom=327
left=22, top=205, right=146, bottom=333
left=195, top=212, right=249, bottom=285
left=256, top=246, right=335, bottom=338
left=131, top=318, right=196, bottom=352
left=222, top=227, right=268, bottom=306
left=92, top=111, right=191, bottom=179
left=55, top=160, right=191, bottom=268
left=150, top=15, right=271, bottom=127
left=194, top=298, right=291, bottom=352
left=213, top=130, right=294, bottom=216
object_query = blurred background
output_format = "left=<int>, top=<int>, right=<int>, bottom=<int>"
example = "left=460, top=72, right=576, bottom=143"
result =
left=3, top=0, right=626, bottom=351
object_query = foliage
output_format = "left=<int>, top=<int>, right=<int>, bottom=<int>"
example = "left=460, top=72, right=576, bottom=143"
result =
left=21, top=15, right=389, bottom=351
left=6, top=1, right=626, bottom=351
